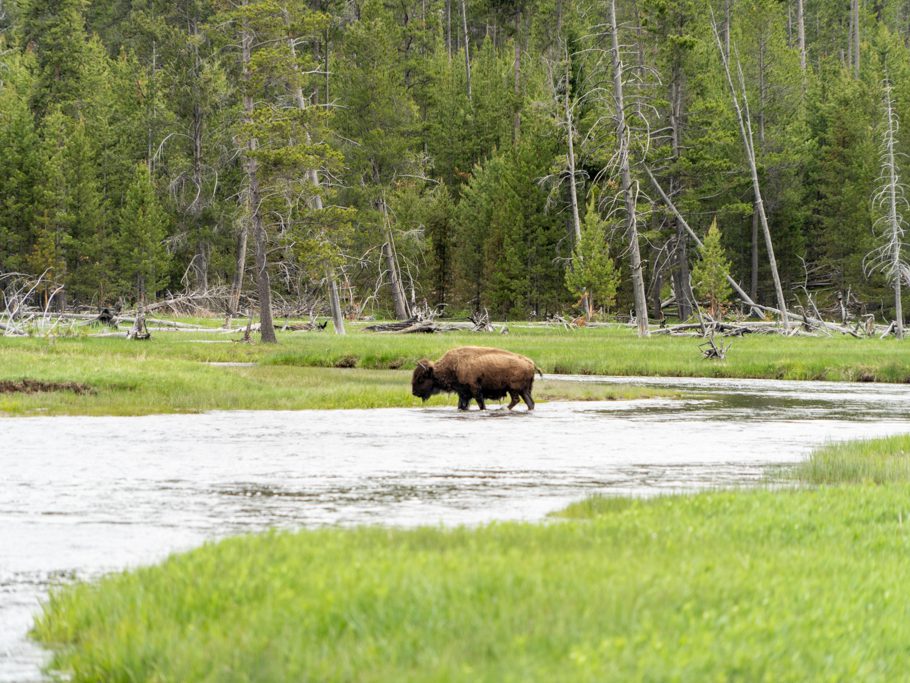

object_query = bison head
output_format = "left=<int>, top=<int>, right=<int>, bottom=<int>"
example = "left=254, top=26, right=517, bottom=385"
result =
left=411, top=360, right=437, bottom=400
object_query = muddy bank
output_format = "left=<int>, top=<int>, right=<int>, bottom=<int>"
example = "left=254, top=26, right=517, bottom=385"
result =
left=0, top=380, right=92, bottom=394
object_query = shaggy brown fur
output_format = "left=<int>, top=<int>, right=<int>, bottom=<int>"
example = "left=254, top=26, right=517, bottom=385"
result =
left=412, top=346, right=542, bottom=411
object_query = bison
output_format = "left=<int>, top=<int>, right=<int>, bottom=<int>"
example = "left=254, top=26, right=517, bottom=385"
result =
left=412, top=346, right=543, bottom=411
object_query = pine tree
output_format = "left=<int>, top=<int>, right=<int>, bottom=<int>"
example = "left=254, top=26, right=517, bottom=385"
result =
left=29, top=109, right=74, bottom=309
left=0, top=50, right=41, bottom=275
left=565, top=195, right=620, bottom=318
left=692, top=218, right=733, bottom=319
left=118, top=163, right=171, bottom=306
left=23, top=0, right=90, bottom=116
left=64, top=116, right=109, bottom=304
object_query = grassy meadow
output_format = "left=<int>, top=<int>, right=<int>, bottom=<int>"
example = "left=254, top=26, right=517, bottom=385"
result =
left=2, top=320, right=910, bottom=415
left=33, top=432, right=910, bottom=682
left=0, top=336, right=670, bottom=415
left=20, top=320, right=910, bottom=680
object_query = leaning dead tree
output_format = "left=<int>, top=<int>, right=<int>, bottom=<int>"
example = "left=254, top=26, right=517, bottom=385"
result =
left=865, top=79, right=909, bottom=339
left=644, top=165, right=874, bottom=337
left=710, top=10, right=790, bottom=332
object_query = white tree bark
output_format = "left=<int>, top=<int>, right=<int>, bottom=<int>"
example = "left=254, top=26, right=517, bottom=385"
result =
left=381, top=198, right=410, bottom=320
left=796, top=0, right=806, bottom=76
left=608, top=0, right=649, bottom=336
left=868, top=81, right=908, bottom=338
left=240, top=6, right=276, bottom=343
left=461, top=0, right=472, bottom=100
left=711, top=12, right=790, bottom=330
left=562, top=49, right=591, bottom=320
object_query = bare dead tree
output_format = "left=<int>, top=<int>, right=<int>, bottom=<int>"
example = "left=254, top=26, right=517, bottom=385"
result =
left=608, top=0, right=649, bottom=336
left=239, top=1, right=277, bottom=343
left=380, top=194, right=411, bottom=320
left=796, top=0, right=807, bottom=77
left=461, top=0, right=472, bottom=100
left=865, top=79, right=909, bottom=338
left=710, top=10, right=790, bottom=331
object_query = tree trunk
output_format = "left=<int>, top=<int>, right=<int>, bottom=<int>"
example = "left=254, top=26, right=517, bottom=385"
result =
left=608, top=0, right=649, bottom=336
left=668, top=59, right=693, bottom=321
left=711, top=13, right=790, bottom=329
left=240, top=8, right=276, bottom=344
left=327, top=267, right=346, bottom=334
left=192, top=242, right=209, bottom=291
left=380, top=198, right=409, bottom=320
left=751, top=206, right=759, bottom=302
left=652, top=260, right=663, bottom=320
left=563, top=51, right=591, bottom=320
left=252, top=197, right=277, bottom=343
left=229, top=225, right=247, bottom=315
left=884, top=83, right=904, bottom=339
left=446, top=0, right=452, bottom=61
left=757, top=31, right=766, bottom=147
left=190, top=16, right=208, bottom=292
left=384, top=239, right=410, bottom=320
left=796, top=0, right=806, bottom=76
left=461, top=0, right=472, bottom=100
left=324, top=33, right=330, bottom=108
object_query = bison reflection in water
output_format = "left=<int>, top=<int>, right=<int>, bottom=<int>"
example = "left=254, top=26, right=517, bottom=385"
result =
left=412, top=346, right=542, bottom=411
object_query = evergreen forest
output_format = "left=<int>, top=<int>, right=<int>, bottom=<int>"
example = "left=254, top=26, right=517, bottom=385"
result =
left=2, top=0, right=910, bottom=336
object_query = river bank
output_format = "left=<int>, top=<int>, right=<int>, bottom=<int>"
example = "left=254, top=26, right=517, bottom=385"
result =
left=3, top=322, right=910, bottom=416
left=32, top=433, right=910, bottom=682
left=7, top=380, right=910, bottom=681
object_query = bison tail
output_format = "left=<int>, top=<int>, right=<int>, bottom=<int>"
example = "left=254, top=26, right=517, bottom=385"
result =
left=535, top=364, right=543, bottom=378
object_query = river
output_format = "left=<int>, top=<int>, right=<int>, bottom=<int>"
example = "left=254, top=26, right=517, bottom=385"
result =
left=2, top=375, right=910, bottom=681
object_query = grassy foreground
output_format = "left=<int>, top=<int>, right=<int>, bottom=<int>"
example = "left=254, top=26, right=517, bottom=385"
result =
left=33, top=436, right=910, bottom=682
left=2, top=321, right=910, bottom=415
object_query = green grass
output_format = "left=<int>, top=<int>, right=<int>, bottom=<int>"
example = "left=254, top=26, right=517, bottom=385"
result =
left=0, top=338, right=667, bottom=415
left=259, top=324, right=910, bottom=382
left=793, top=433, right=910, bottom=485
left=2, top=321, right=910, bottom=415
left=33, top=482, right=910, bottom=682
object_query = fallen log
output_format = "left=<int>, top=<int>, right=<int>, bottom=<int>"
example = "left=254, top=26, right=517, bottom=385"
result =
left=0, top=321, right=25, bottom=335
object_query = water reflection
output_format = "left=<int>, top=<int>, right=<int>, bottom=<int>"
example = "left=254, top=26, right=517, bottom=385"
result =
left=3, top=375, right=910, bottom=681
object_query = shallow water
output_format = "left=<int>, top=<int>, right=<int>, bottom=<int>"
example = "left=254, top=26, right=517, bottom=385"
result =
left=3, top=374, right=910, bottom=681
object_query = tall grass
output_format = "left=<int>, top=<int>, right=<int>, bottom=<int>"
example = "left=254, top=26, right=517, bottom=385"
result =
left=34, top=484, right=910, bottom=682
left=794, top=434, right=910, bottom=485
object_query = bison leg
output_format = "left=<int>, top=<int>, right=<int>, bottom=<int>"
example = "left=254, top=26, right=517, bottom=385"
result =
left=457, top=391, right=471, bottom=411
left=507, top=391, right=520, bottom=410
left=521, top=389, right=535, bottom=411
left=472, top=388, right=486, bottom=410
